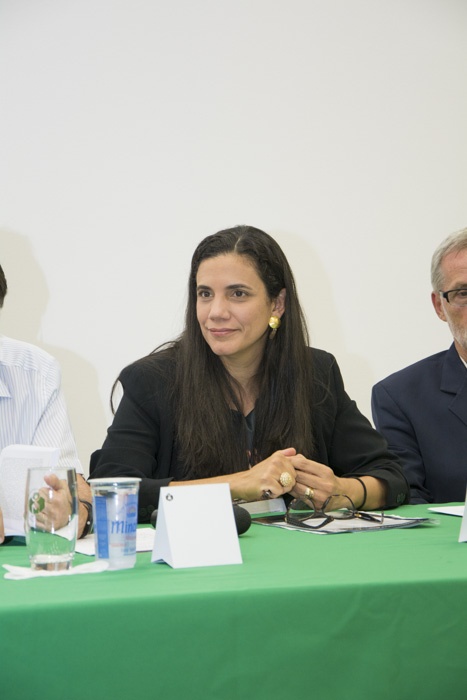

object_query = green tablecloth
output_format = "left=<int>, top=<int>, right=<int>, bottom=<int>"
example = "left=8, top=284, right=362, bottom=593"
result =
left=1, top=504, right=466, bottom=700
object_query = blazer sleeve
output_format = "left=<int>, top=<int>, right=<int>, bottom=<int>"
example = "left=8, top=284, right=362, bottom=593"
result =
left=314, top=352, right=409, bottom=508
left=371, top=380, right=430, bottom=504
left=90, top=358, right=176, bottom=521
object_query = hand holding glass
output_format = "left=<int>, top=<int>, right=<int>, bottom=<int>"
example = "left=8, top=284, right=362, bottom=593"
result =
left=24, top=467, right=78, bottom=571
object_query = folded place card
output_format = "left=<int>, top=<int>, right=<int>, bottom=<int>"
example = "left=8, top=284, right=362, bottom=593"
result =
left=458, top=497, right=467, bottom=542
left=151, top=484, right=242, bottom=569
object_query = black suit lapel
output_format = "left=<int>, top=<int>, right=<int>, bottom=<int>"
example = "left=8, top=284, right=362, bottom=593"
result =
left=441, top=344, right=467, bottom=427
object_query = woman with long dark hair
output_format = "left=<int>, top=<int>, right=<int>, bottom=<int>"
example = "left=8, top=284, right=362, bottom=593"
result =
left=90, top=226, right=409, bottom=520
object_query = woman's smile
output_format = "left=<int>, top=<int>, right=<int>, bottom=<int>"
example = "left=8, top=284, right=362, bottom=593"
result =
left=207, top=327, right=237, bottom=336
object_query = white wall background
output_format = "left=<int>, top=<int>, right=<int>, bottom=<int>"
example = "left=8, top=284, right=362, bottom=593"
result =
left=1, top=0, right=466, bottom=474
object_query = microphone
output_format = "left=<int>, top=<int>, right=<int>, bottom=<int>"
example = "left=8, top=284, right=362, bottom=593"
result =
left=232, top=504, right=251, bottom=535
left=150, top=503, right=251, bottom=535
left=150, top=509, right=158, bottom=528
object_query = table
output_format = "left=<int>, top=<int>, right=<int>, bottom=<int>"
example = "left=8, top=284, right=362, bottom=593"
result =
left=1, top=504, right=467, bottom=700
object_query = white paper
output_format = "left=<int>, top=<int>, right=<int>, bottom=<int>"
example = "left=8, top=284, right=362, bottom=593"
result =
left=75, top=527, right=155, bottom=556
left=3, top=561, right=109, bottom=580
left=0, top=445, right=60, bottom=535
left=428, top=505, right=464, bottom=517
left=152, top=484, right=242, bottom=569
left=238, top=497, right=286, bottom=515
left=253, top=511, right=434, bottom=534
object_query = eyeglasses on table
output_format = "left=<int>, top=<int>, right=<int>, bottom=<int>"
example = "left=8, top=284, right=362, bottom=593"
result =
left=256, top=494, right=384, bottom=531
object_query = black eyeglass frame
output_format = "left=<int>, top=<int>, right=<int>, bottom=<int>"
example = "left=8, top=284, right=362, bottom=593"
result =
left=284, top=494, right=384, bottom=531
left=439, top=288, right=467, bottom=306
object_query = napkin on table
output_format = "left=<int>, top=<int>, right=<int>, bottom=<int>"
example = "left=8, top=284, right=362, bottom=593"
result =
left=3, top=560, right=109, bottom=580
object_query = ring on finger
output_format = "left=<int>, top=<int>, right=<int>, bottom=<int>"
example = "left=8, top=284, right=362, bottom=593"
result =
left=304, top=486, right=314, bottom=499
left=279, top=472, right=293, bottom=488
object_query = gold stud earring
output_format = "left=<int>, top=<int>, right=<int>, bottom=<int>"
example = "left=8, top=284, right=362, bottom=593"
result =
left=268, top=315, right=281, bottom=339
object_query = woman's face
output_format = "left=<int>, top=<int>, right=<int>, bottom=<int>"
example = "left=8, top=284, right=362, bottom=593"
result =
left=196, top=253, right=285, bottom=371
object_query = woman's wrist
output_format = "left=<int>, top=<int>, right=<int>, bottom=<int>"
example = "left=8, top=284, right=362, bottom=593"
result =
left=170, top=471, right=249, bottom=501
left=341, top=475, right=386, bottom=511
left=227, top=471, right=250, bottom=501
left=332, top=477, right=365, bottom=510
left=347, top=477, right=367, bottom=509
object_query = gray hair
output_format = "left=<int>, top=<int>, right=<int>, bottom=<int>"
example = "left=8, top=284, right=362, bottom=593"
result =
left=431, top=227, right=467, bottom=291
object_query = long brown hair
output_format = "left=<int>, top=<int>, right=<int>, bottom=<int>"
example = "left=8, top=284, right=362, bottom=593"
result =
left=169, top=225, right=315, bottom=478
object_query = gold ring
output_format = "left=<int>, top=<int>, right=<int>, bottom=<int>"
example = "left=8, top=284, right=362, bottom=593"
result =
left=279, top=472, right=293, bottom=488
left=304, top=486, right=314, bottom=499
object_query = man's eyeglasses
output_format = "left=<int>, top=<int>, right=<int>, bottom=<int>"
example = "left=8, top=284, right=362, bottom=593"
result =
left=284, top=494, right=384, bottom=531
left=440, top=288, right=467, bottom=307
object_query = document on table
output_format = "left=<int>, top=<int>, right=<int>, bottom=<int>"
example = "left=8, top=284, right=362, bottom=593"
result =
left=236, top=497, right=286, bottom=516
left=253, top=512, right=437, bottom=534
left=428, top=505, right=464, bottom=517
left=75, top=527, right=155, bottom=555
left=0, top=445, right=60, bottom=536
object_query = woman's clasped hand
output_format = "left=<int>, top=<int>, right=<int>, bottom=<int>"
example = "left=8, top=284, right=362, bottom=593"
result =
left=232, top=448, right=384, bottom=512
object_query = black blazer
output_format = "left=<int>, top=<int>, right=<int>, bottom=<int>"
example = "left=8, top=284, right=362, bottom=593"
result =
left=91, top=347, right=409, bottom=521
left=372, top=343, right=467, bottom=503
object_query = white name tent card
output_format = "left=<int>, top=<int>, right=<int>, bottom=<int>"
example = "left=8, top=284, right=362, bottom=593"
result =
left=151, top=484, right=243, bottom=569
left=458, top=499, right=467, bottom=542
left=0, top=445, right=60, bottom=536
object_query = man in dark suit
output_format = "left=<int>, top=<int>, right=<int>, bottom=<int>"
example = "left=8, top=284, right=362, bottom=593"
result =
left=372, top=227, right=467, bottom=504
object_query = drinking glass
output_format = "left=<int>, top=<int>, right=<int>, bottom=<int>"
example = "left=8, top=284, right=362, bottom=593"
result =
left=89, top=477, right=140, bottom=570
left=24, top=467, right=78, bottom=571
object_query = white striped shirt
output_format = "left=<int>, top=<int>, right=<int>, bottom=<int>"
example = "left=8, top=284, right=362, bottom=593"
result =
left=0, top=335, right=82, bottom=472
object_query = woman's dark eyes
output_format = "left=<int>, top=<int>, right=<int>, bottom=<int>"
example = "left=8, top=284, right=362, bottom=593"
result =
left=197, top=290, right=248, bottom=299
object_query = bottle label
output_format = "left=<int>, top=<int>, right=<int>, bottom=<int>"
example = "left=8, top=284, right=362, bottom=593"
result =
left=94, top=492, right=138, bottom=560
